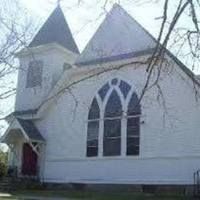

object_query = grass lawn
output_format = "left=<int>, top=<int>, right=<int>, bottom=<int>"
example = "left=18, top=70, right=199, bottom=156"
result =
left=0, top=190, right=196, bottom=200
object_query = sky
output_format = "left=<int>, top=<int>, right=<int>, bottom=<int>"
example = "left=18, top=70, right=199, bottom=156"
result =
left=19, top=0, right=163, bottom=51
left=1, top=0, right=164, bottom=150
left=0, top=0, right=198, bottom=151
left=0, top=0, right=164, bottom=150
left=18, top=0, right=197, bottom=72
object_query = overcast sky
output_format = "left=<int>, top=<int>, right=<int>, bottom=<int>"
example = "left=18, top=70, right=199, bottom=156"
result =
left=1, top=0, right=164, bottom=143
left=0, top=0, right=198, bottom=150
left=19, top=0, right=163, bottom=51
left=18, top=0, right=198, bottom=73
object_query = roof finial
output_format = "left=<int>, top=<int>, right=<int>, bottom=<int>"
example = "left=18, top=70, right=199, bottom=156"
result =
left=57, top=0, right=62, bottom=6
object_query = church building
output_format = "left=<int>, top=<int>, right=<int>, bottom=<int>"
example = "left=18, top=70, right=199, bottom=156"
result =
left=1, top=4, right=200, bottom=188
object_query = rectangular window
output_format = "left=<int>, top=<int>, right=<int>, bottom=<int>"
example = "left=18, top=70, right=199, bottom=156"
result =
left=127, top=117, right=140, bottom=155
left=87, top=121, right=99, bottom=157
left=26, top=60, right=43, bottom=88
left=103, top=119, right=121, bottom=156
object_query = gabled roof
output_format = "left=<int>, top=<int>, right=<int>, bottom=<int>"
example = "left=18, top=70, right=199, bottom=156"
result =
left=1, top=117, right=45, bottom=143
left=17, top=118, right=45, bottom=142
left=8, top=3, right=198, bottom=120
left=76, top=4, right=156, bottom=65
left=29, top=5, right=79, bottom=54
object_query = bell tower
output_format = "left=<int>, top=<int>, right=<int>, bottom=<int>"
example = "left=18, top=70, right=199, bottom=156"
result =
left=15, top=5, right=79, bottom=112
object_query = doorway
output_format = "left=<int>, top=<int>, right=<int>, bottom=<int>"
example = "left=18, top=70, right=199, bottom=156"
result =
left=22, top=143, right=38, bottom=176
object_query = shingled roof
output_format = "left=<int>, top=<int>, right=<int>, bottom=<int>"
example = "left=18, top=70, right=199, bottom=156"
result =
left=17, top=118, right=45, bottom=142
left=29, top=5, right=79, bottom=54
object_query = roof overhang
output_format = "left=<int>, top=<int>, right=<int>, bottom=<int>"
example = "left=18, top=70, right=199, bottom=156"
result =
left=75, top=48, right=155, bottom=66
left=1, top=117, right=45, bottom=144
left=5, top=109, right=39, bottom=124
left=15, top=42, right=78, bottom=58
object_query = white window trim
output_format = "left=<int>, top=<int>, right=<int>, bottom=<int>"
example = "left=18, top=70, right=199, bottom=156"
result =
left=86, top=79, right=141, bottom=158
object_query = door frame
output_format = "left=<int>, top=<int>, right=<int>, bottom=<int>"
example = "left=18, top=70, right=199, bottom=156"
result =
left=21, top=142, right=38, bottom=177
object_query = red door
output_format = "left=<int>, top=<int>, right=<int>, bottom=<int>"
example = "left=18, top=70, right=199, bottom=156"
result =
left=22, top=143, right=38, bottom=176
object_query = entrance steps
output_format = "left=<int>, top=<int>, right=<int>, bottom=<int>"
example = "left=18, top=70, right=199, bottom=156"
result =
left=0, top=177, right=14, bottom=192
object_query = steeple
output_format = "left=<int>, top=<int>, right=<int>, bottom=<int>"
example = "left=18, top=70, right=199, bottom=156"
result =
left=29, top=5, right=79, bottom=54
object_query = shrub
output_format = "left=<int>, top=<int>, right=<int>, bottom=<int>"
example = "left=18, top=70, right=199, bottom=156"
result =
left=0, top=161, right=7, bottom=177
left=0, top=150, right=8, bottom=177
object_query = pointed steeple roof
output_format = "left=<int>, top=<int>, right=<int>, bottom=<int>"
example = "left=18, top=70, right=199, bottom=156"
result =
left=76, top=4, right=156, bottom=65
left=29, top=5, right=79, bottom=54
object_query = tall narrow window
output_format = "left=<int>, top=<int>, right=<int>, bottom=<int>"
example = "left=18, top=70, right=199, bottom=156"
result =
left=87, top=98, right=100, bottom=157
left=26, top=60, right=43, bottom=88
left=127, top=93, right=141, bottom=155
left=103, top=90, right=122, bottom=156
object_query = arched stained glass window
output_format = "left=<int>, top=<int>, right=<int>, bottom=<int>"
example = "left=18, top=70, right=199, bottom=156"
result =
left=119, top=80, right=131, bottom=98
left=86, top=79, right=141, bottom=158
left=98, top=83, right=110, bottom=101
left=87, top=98, right=100, bottom=157
left=103, top=90, right=122, bottom=156
left=105, top=90, right=122, bottom=117
left=128, top=93, right=141, bottom=116
left=88, top=98, right=100, bottom=120
left=127, top=93, right=141, bottom=156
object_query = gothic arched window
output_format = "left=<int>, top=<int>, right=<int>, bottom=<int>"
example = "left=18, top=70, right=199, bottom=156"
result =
left=86, top=79, right=141, bottom=157
left=127, top=93, right=141, bottom=155
left=104, top=90, right=122, bottom=156
left=86, top=98, right=100, bottom=157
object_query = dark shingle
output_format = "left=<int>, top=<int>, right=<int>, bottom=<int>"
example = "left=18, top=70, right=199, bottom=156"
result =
left=29, top=5, right=79, bottom=54
left=17, top=118, right=45, bottom=142
left=13, top=109, right=38, bottom=116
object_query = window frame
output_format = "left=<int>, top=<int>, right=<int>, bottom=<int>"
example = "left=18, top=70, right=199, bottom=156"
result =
left=86, top=79, right=141, bottom=158
left=26, top=60, right=43, bottom=88
left=126, top=115, right=140, bottom=156
left=87, top=120, right=99, bottom=157
left=86, top=98, right=100, bottom=157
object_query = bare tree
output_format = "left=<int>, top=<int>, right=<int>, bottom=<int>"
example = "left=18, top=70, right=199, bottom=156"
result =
left=0, top=0, right=35, bottom=115
left=0, top=0, right=198, bottom=153
left=0, top=0, right=200, bottom=121
left=0, top=0, right=36, bottom=148
left=56, top=0, right=200, bottom=106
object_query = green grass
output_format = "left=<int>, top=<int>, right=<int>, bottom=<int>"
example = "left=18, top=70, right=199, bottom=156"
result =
left=0, top=190, right=196, bottom=200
